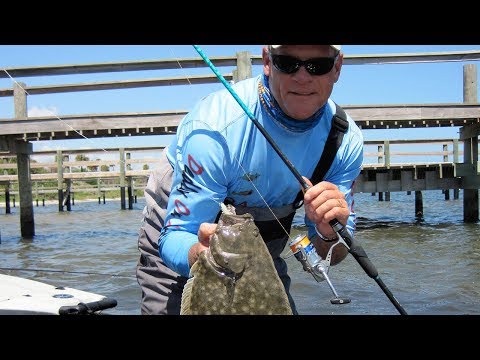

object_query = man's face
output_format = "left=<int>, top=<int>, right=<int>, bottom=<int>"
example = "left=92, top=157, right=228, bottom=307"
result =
left=263, top=45, right=342, bottom=120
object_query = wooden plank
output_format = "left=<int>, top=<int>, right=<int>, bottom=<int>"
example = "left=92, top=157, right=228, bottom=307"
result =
left=0, top=112, right=186, bottom=137
left=126, top=158, right=161, bottom=164
left=1, top=159, right=162, bottom=169
left=0, top=57, right=238, bottom=78
left=364, top=139, right=456, bottom=145
left=362, top=162, right=454, bottom=169
left=28, top=146, right=165, bottom=156
left=383, top=180, right=401, bottom=192
left=425, top=170, right=438, bottom=189
left=1, top=104, right=478, bottom=142
left=375, top=172, right=387, bottom=192
left=454, top=163, right=478, bottom=177
left=0, top=170, right=151, bottom=181
left=401, top=170, right=413, bottom=191
left=0, top=104, right=480, bottom=140
left=353, top=179, right=376, bottom=193
left=352, top=170, right=460, bottom=193
left=459, top=123, right=480, bottom=140
left=0, top=74, right=233, bottom=97
left=344, top=103, right=480, bottom=125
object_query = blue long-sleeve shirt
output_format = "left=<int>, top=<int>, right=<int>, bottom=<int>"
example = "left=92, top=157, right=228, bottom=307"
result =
left=159, top=74, right=364, bottom=277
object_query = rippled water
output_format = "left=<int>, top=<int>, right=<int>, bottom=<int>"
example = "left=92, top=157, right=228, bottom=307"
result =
left=1, top=190, right=479, bottom=315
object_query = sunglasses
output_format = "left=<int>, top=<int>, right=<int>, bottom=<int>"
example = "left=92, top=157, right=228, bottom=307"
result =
left=270, top=53, right=338, bottom=76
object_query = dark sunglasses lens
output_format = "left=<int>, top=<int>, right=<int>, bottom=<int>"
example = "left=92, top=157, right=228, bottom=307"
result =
left=272, top=55, right=335, bottom=76
left=272, top=55, right=299, bottom=74
left=306, top=58, right=335, bottom=75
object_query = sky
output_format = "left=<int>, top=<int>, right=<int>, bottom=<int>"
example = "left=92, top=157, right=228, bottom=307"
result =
left=1, top=44, right=479, bottom=164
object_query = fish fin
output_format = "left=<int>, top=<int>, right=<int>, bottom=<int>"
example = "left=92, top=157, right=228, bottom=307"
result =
left=180, top=276, right=195, bottom=315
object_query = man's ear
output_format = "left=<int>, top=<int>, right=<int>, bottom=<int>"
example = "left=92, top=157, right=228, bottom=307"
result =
left=333, top=54, right=343, bottom=82
left=262, top=46, right=271, bottom=76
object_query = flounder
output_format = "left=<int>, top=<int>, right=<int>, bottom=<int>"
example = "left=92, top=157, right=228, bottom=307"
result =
left=180, top=205, right=293, bottom=315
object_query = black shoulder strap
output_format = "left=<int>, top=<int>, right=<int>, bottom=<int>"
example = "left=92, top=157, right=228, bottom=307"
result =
left=293, top=102, right=349, bottom=208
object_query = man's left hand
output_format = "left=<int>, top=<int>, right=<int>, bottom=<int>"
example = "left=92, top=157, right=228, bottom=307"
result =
left=302, top=177, right=349, bottom=237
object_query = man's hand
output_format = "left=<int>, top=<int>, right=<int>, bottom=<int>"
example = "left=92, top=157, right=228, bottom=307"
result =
left=187, top=223, right=217, bottom=267
left=302, top=177, right=350, bottom=264
left=302, top=177, right=349, bottom=238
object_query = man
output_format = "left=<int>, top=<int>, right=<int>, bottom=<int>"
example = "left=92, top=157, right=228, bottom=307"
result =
left=136, top=45, right=364, bottom=315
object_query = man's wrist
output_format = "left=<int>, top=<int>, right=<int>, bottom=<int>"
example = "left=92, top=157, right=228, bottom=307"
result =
left=315, top=226, right=338, bottom=242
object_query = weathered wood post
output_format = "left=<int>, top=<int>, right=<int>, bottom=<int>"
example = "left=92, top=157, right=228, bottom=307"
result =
left=376, top=171, right=387, bottom=201
left=16, top=143, right=34, bottom=234
left=34, top=181, right=40, bottom=206
left=385, top=172, right=391, bottom=202
left=376, top=144, right=384, bottom=199
left=14, top=82, right=35, bottom=237
left=453, top=139, right=460, bottom=199
left=119, top=148, right=126, bottom=210
left=97, top=179, right=101, bottom=204
left=63, top=153, right=70, bottom=207
left=127, top=177, right=133, bottom=209
left=384, top=141, right=391, bottom=169
left=462, top=64, right=479, bottom=222
left=385, top=141, right=391, bottom=201
left=5, top=180, right=11, bottom=214
left=443, top=188, right=450, bottom=200
left=126, top=152, right=133, bottom=209
left=415, top=190, right=423, bottom=220
left=234, top=51, right=252, bottom=82
left=57, top=150, right=64, bottom=212
left=64, top=179, right=72, bottom=211
left=443, top=143, right=450, bottom=200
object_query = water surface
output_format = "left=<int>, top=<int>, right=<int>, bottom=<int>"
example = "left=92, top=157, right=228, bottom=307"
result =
left=1, top=190, right=479, bottom=315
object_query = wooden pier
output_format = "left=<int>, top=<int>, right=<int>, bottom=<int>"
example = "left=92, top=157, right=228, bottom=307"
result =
left=1, top=49, right=479, bottom=237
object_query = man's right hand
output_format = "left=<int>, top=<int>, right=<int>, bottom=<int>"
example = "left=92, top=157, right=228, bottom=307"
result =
left=187, top=223, right=217, bottom=267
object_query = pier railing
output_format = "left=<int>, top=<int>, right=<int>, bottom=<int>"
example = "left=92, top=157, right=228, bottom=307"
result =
left=0, top=138, right=473, bottom=196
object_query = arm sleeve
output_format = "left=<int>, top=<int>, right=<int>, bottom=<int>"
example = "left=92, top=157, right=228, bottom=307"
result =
left=158, top=125, right=231, bottom=277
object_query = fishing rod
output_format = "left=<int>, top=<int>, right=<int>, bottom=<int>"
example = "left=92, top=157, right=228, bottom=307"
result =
left=193, top=44, right=408, bottom=315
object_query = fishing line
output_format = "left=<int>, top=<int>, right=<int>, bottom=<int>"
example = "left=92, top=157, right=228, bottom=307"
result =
left=168, top=47, right=194, bottom=86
